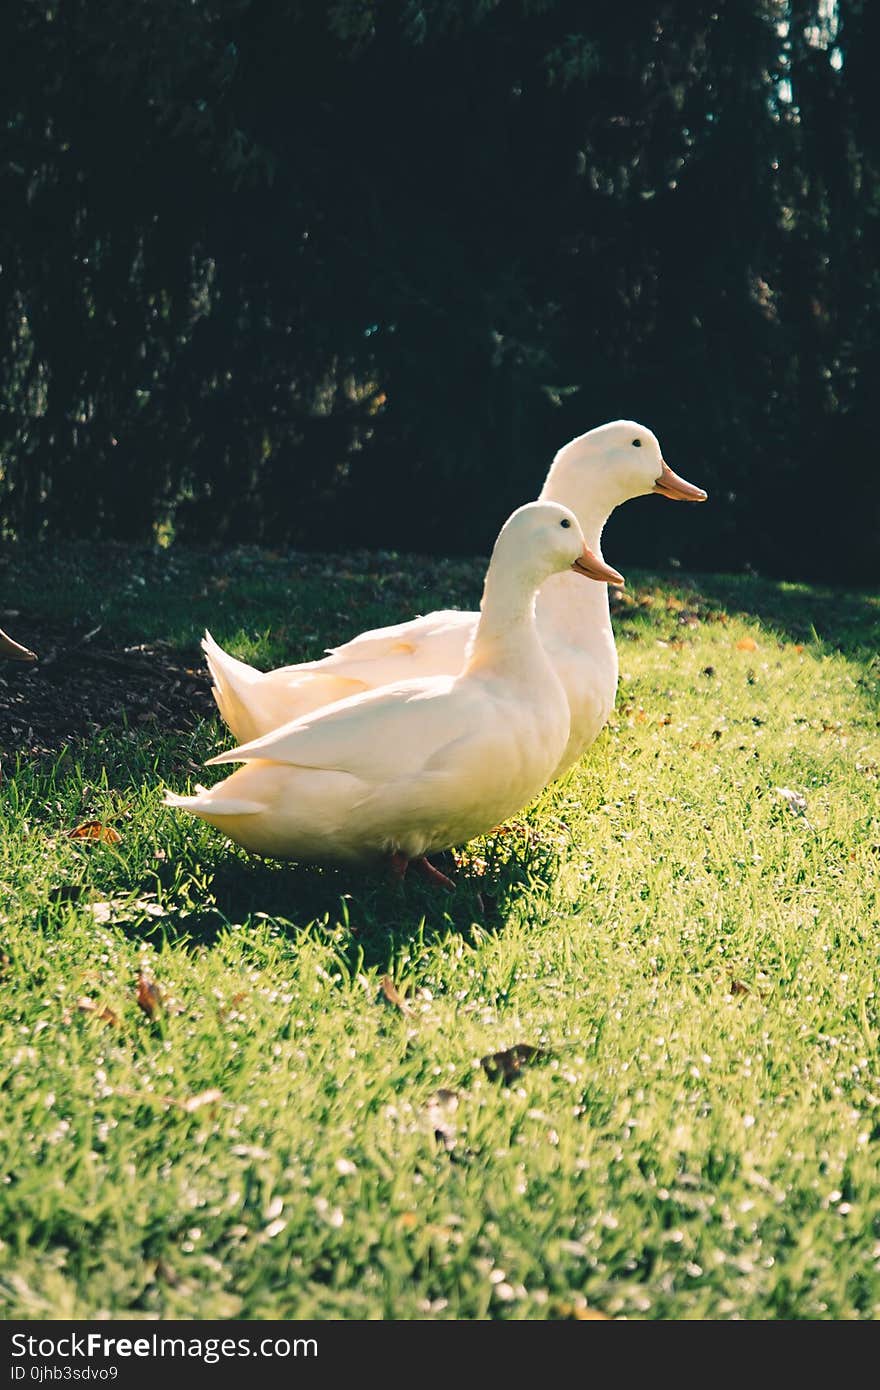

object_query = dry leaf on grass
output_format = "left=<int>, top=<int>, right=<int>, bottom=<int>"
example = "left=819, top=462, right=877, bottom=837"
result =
left=76, top=996, right=121, bottom=1026
left=136, top=974, right=163, bottom=1019
left=380, top=975, right=412, bottom=1015
left=180, top=1088, right=223, bottom=1113
left=480, top=1044, right=553, bottom=1084
left=136, top=972, right=183, bottom=1018
left=108, top=1083, right=222, bottom=1116
left=735, top=636, right=758, bottom=652
left=67, top=822, right=122, bottom=844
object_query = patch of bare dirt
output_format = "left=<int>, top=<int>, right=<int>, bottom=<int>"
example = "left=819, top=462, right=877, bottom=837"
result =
left=0, top=614, right=214, bottom=759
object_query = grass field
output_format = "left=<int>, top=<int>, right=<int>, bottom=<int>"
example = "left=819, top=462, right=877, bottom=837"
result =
left=1, top=541, right=878, bottom=1319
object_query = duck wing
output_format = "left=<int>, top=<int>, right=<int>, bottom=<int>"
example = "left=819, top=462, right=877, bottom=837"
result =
left=205, top=676, right=484, bottom=784
left=295, top=610, right=476, bottom=677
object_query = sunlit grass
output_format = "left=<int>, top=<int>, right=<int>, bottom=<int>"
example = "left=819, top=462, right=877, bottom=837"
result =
left=0, top=544, right=877, bottom=1319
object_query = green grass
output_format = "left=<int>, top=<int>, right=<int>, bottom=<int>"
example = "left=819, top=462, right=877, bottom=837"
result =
left=1, top=542, right=878, bottom=1319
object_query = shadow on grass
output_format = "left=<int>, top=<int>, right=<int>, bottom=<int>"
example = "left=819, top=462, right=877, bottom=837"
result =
left=672, top=570, right=879, bottom=656
left=126, top=842, right=555, bottom=973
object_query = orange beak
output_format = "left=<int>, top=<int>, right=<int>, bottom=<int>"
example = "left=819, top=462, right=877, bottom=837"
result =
left=571, top=544, right=625, bottom=587
left=653, top=460, right=708, bottom=502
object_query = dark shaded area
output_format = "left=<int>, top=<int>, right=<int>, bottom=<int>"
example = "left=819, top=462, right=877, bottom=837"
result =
left=2, top=3, right=878, bottom=581
left=0, top=615, right=213, bottom=759
left=140, top=851, right=512, bottom=969
left=610, top=570, right=880, bottom=657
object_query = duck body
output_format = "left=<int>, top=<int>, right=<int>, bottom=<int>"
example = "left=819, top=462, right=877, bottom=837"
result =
left=172, top=665, right=568, bottom=864
left=206, top=584, right=617, bottom=781
left=203, top=421, right=705, bottom=775
left=167, top=502, right=617, bottom=868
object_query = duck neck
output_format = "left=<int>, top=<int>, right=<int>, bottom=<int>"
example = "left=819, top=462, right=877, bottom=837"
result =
left=465, top=568, right=544, bottom=678
left=535, top=488, right=614, bottom=647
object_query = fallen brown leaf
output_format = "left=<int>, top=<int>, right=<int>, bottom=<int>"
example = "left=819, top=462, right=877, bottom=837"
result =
left=380, top=975, right=412, bottom=1015
left=76, top=996, right=121, bottom=1026
left=68, top=822, right=122, bottom=844
left=480, top=1044, right=552, bottom=1084
left=136, top=974, right=163, bottom=1018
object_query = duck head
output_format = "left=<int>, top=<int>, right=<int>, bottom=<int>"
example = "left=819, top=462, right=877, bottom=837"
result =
left=491, top=501, right=625, bottom=590
left=541, top=419, right=707, bottom=523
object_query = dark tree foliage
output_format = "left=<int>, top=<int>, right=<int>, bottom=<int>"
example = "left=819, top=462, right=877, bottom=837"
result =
left=1, top=0, right=877, bottom=581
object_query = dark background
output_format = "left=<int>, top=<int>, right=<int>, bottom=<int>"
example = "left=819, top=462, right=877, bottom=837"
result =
left=2, top=1, right=877, bottom=582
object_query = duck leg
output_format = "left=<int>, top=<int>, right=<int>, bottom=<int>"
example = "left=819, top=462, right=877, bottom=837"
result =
left=387, top=851, right=456, bottom=892
left=411, top=856, right=456, bottom=892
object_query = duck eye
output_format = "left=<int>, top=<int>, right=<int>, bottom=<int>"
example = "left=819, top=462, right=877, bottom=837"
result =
left=632, top=439, right=642, bottom=447
left=560, top=518, right=571, bottom=528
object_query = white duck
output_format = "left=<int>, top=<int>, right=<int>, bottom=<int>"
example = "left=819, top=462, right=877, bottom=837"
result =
left=165, top=502, right=624, bottom=886
left=203, top=420, right=706, bottom=778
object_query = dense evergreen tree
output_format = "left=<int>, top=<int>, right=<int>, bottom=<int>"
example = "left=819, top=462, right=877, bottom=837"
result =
left=1, top=1, right=876, bottom=581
